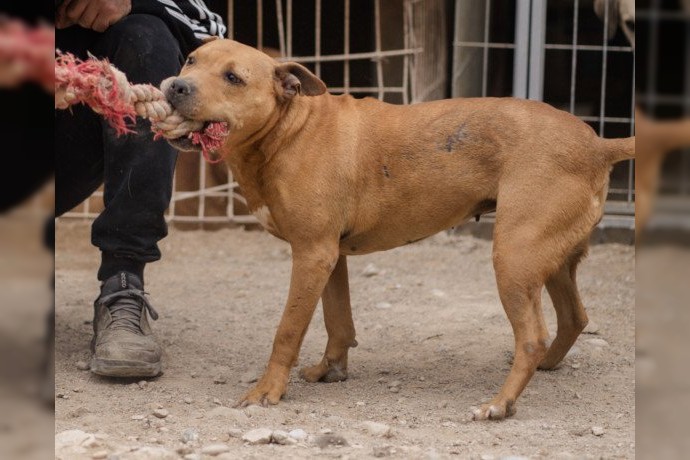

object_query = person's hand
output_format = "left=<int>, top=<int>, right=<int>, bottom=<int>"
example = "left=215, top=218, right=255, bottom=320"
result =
left=56, top=0, right=132, bottom=33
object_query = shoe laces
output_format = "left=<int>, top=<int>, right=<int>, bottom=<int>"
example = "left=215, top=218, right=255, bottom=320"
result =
left=96, top=289, right=159, bottom=334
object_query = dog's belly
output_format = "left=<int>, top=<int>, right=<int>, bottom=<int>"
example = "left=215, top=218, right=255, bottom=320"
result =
left=339, top=209, right=475, bottom=255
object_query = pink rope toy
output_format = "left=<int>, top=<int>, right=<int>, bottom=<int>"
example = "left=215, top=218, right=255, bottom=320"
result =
left=55, top=51, right=229, bottom=162
left=0, top=17, right=55, bottom=91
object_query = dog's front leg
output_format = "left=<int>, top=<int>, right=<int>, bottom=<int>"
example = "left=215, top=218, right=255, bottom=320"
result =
left=237, top=241, right=340, bottom=407
left=300, top=255, right=357, bottom=383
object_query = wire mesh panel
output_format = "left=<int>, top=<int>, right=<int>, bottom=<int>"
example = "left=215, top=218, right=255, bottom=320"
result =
left=452, top=0, right=635, bottom=214
left=540, top=0, right=635, bottom=213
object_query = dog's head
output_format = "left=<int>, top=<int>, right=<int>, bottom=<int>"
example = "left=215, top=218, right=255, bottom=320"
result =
left=161, top=38, right=327, bottom=152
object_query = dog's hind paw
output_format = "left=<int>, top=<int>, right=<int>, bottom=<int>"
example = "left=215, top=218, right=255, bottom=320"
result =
left=299, top=359, right=348, bottom=383
left=470, top=400, right=516, bottom=421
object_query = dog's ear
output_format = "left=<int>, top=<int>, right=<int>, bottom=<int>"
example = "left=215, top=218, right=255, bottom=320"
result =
left=275, top=62, right=327, bottom=98
left=202, top=35, right=220, bottom=44
left=593, top=0, right=619, bottom=40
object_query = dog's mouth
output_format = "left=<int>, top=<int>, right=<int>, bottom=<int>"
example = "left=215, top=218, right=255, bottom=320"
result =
left=165, top=119, right=231, bottom=158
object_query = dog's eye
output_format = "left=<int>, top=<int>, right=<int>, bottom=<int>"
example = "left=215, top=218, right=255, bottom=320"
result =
left=225, top=72, right=243, bottom=85
left=186, top=56, right=195, bottom=66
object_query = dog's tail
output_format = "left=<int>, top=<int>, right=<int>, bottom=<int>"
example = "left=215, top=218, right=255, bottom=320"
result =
left=601, top=136, right=635, bottom=164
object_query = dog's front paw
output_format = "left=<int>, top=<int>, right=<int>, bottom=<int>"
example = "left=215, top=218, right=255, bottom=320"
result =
left=471, top=399, right=516, bottom=421
left=236, top=367, right=289, bottom=407
left=299, top=357, right=348, bottom=383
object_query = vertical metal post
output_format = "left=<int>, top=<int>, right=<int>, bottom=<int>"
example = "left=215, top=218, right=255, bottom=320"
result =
left=257, top=0, right=263, bottom=50
left=481, top=0, right=491, bottom=97
left=344, top=0, right=350, bottom=92
left=569, top=0, right=579, bottom=113
left=512, top=0, right=531, bottom=98
left=375, top=0, right=384, bottom=100
left=276, top=0, right=286, bottom=57
left=528, top=0, right=546, bottom=100
left=315, top=0, right=322, bottom=77
left=598, top=0, right=609, bottom=136
left=287, top=0, right=293, bottom=57
left=226, top=0, right=234, bottom=39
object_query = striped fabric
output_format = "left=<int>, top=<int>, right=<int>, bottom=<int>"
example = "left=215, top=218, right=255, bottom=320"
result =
left=154, top=0, right=226, bottom=39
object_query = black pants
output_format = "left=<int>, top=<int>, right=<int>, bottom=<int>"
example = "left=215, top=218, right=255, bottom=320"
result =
left=56, top=15, right=184, bottom=282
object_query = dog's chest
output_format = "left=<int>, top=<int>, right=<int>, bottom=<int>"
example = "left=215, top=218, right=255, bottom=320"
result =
left=251, top=205, right=278, bottom=234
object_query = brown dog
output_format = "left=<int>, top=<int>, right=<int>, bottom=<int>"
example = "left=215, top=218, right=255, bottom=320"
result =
left=162, top=38, right=634, bottom=420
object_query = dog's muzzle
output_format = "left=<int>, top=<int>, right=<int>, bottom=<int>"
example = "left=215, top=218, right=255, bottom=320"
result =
left=165, top=78, right=195, bottom=107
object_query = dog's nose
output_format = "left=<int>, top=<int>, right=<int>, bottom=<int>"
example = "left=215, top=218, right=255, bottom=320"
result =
left=167, top=78, right=194, bottom=100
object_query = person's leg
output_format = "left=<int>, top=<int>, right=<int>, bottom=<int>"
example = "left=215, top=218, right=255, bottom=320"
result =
left=56, top=16, right=183, bottom=377
left=89, top=14, right=183, bottom=283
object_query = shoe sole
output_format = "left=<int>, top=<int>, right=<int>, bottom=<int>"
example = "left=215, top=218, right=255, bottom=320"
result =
left=90, top=358, right=161, bottom=378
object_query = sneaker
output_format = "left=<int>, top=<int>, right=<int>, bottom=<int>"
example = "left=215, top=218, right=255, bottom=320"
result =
left=90, top=272, right=162, bottom=377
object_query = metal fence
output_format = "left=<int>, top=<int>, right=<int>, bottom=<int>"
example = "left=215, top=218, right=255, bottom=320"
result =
left=452, top=0, right=635, bottom=215
left=63, top=0, right=637, bottom=224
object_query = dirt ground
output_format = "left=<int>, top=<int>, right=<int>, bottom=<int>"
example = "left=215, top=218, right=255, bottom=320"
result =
left=55, top=220, right=635, bottom=459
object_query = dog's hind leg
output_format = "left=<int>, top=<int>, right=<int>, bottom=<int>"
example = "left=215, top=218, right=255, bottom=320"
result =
left=472, top=238, right=550, bottom=421
left=538, top=243, right=589, bottom=370
left=300, top=255, right=358, bottom=383
left=472, top=179, right=598, bottom=420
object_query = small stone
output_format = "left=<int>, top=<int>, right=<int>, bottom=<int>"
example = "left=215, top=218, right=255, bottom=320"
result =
left=91, top=450, right=108, bottom=459
left=570, top=363, right=581, bottom=369
left=76, top=361, right=90, bottom=371
left=389, top=380, right=402, bottom=388
left=355, top=401, right=366, bottom=407
left=375, top=302, right=392, bottom=309
left=180, top=428, right=199, bottom=444
left=389, top=387, right=400, bottom=393
left=586, top=338, right=609, bottom=348
left=213, top=398, right=222, bottom=405
left=190, top=372, right=197, bottom=378
left=271, top=430, right=294, bottom=445
left=320, top=428, right=333, bottom=434
left=361, top=421, right=392, bottom=437
left=228, top=428, right=242, bottom=438
left=55, top=429, right=93, bottom=447
left=591, top=426, right=605, bottom=436
left=288, top=429, right=308, bottom=441
left=183, top=397, right=193, bottom=404
left=362, top=263, right=380, bottom=277
left=583, top=321, right=600, bottom=334
left=201, top=444, right=230, bottom=455
left=152, top=409, right=169, bottom=419
left=431, top=289, right=446, bottom=298
left=213, top=375, right=227, bottom=384
left=242, top=428, right=273, bottom=445
left=183, top=455, right=201, bottom=460
left=131, top=414, right=146, bottom=420
left=137, top=380, right=148, bottom=389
